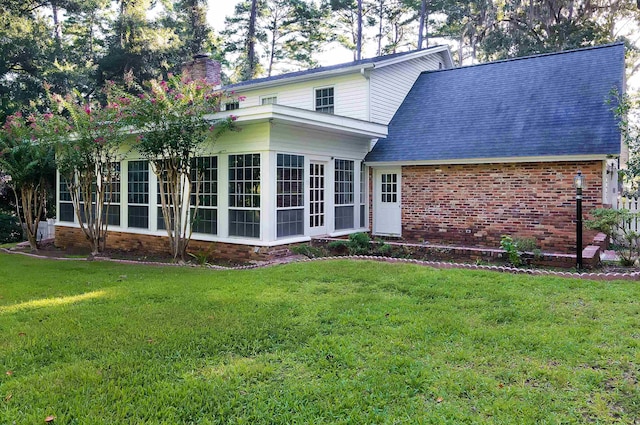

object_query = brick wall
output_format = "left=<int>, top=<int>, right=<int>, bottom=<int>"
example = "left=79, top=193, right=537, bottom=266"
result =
left=55, top=227, right=293, bottom=262
left=397, top=161, right=602, bottom=253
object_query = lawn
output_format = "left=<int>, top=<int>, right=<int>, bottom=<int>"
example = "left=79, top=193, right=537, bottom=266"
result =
left=0, top=254, right=639, bottom=424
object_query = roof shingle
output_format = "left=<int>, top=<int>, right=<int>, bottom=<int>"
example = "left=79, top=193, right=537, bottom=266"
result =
left=365, top=43, right=624, bottom=163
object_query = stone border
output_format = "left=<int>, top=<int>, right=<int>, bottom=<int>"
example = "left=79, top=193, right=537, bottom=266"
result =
left=2, top=248, right=639, bottom=281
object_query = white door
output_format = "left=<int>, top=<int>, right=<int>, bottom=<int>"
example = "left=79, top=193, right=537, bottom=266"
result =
left=309, top=161, right=327, bottom=236
left=374, top=168, right=401, bottom=236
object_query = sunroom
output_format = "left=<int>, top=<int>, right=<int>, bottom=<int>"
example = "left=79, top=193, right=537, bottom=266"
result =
left=55, top=104, right=387, bottom=256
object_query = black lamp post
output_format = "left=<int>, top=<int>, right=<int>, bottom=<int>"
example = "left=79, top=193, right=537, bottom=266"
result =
left=574, top=171, right=585, bottom=270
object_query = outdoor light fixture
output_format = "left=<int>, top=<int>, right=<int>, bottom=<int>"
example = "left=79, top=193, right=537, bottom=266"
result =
left=574, top=171, right=585, bottom=270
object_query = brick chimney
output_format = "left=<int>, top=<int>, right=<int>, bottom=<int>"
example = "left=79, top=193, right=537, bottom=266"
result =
left=182, top=54, right=221, bottom=86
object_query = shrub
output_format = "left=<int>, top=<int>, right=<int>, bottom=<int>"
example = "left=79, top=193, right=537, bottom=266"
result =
left=347, top=232, right=371, bottom=255
left=326, top=233, right=372, bottom=256
left=500, top=235, right=540, bottom=267
left=587, top=208, right=640, bottom=266
left=290, top=244, right=326, bottom=258
left=0, top=212, right=23, bottom=244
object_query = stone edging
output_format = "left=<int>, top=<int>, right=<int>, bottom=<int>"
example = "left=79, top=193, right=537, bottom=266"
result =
left=2, top=249, right=639, bottom=281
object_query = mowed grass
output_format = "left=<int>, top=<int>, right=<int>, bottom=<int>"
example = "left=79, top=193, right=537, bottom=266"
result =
left=0, top=254, right=639, bottom=424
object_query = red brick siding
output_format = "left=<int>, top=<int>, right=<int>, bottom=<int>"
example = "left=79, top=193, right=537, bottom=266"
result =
left=397, top=161, right=602, bottom=253
left=55, top=227, right=293, bottom=261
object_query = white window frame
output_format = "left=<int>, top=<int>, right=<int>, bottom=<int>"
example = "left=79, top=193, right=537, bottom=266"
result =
left=260, top=95, right=278, bottom=105
left=314, top=86, right=334, bottom=114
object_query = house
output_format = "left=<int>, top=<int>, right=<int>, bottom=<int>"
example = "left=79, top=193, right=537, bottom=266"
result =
left=54, top=43, right=624, bottom=259
left=365, top=42, right=623, bottom=253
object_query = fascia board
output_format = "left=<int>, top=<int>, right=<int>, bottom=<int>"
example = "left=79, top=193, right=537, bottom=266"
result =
left=207, top=104, right=388, bottom=138
left=365, top=154, right=616, bottom=167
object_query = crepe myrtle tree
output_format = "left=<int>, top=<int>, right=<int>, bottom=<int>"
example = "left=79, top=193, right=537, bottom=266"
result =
left=123, top=72, right=235, bottom=262
left=50, top=82, right=129, bottom=256
left=0, top=111, right=58, bottom=250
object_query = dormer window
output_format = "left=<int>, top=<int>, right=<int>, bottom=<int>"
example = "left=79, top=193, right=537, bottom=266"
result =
left=225, top=101, right=239, bottom=111
left=315, top=87, right=334, bottom=114
left=261, top=95, right=277, bottom=105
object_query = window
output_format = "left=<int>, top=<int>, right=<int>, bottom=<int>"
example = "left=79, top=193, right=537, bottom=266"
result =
left=261, top=96, right=277, bottom=105
left=334, top=159, right=354, bottom=230
left=229, top=154, right=260, bottom=238
left=191, top=156, right=218, bottom=234
left=225, top=101, right=239, bottom=111
left=277, top=154, right=304, bottom=238
left=128, top=160, right=149, bottom=229
left=156, top=170, right=172, bottom=231
left=360, top=162, right=366, bottom=228
left=105, top=162, right=121, bottom=226
left=315, top=87, right=334, bottom=114
left=58, top=178, right=75, bottom=222
left=381, top=173, right=397, bottom=203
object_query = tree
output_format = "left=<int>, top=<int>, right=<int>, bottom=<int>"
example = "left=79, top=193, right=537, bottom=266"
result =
left=222, top=0, right=266, bottom=81
left=0, top=111, right=58, bottom=250
left=609, top=87, right=640, bottom=196
left=123, top=73, right=234, bottom=261
left=51, top=82, right=128, bottom=255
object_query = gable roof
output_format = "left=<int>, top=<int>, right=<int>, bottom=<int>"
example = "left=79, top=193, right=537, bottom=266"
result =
left=365, top=43, right=624, bottom=164
left=225, top=45, right=452, bottom=91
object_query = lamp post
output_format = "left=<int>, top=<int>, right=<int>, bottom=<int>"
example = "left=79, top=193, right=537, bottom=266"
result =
left=574, top=171, right=585, bottom=270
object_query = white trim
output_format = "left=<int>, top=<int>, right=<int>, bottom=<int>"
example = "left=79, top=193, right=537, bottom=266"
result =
left=313, top=85, right=335, bottom=113
left=53, top=221, right=310, bottom=247
left=260, top=94, right=278, bottom=105
left=373, top=167, right=402, bottom=237
left=329, top=228, right=369, bottom=238
left=365, top=154, right=616, bottom=167
left=208, top=104, right=388, bottom=138
left=372, top=45, right=452, bottom=69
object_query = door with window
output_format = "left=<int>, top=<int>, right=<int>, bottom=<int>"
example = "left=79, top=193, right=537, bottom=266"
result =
left=309, top=161, right=327, bottom=236
left=374, top=168, right=401, bottom=236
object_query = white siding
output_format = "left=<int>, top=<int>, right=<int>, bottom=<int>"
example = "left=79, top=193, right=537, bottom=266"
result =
left=369, top=52, right=446, bottom=124
left=205, top=122, right=270, bottom=154
left=269, top=123, right=370, bottom=160
left=235, top=74, right=369, bottom=121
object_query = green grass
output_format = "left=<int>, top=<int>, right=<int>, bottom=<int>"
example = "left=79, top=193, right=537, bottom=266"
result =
left=0, top=254, right=639, bottom=424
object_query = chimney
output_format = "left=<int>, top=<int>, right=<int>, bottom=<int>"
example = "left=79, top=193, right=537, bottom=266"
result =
left=182, top=54, right=221, bottom=86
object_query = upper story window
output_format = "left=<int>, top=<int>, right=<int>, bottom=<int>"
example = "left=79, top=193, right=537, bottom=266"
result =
left=225, top=101, right=240, bottom=111
left=261, top=95, right=277, bottom=105
left=315, top=87, right=334, bottom=114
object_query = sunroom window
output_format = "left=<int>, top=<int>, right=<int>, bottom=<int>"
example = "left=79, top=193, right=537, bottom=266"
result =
left=276, top=154, right=304, bottom=238
left=190, top=156, right=218, bottom=235
left=334, top=159, right=354, bottom=230
left=229, top=154, right=260, bottom=238
left=127, top=160, right=149, bottom=229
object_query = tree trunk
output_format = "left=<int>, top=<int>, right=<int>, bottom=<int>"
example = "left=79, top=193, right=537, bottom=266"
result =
left=245, top=0, right=258, bottom=80
left=356, top=0, right=362, bottom=60
left=377, top=0, right=383, bottom=56
left=418, top=0, right=427, bottom=49
left=51, top=1, right=62, bottom=56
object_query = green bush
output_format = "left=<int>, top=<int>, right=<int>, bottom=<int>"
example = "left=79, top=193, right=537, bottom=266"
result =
left=0, top=212, right=23, bottom=244
left=326, top=233, right=372, bottom=256
left=347, top=232, right=371, bottom=255
left=290, top=244, right=326, bottom=258
left=587, top=208, right=640, bottom=266
left=500, top=235, right=540, bottom=267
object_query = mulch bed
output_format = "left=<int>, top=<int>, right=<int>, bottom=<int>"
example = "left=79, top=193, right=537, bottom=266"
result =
left=4, top=239, right=640, bottom=280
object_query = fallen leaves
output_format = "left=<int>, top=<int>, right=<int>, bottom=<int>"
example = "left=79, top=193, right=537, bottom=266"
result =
left=45, top=415, right=55, bottom=422
left=436, top=396, right=443, bottom=403
left=4, top=394, right=12, bottom=402
left=5, top=371, right=13, bottom=376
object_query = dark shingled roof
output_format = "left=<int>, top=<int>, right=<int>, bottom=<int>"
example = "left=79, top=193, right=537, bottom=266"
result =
left=225, top=46, right=446, bottom=90
left=366, top=43, right=624, bottom=163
